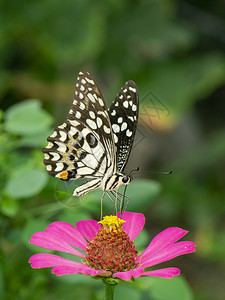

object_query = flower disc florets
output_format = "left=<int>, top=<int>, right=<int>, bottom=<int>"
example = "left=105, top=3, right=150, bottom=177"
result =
left=85, top=215, right=137, bottom=274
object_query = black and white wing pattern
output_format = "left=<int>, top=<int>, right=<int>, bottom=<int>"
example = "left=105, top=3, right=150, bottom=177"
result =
left=108, top=81, right=139, bottom=171
left=42, top=71, right=116, bottom=195
left=42, top=71, right=139, bottom=197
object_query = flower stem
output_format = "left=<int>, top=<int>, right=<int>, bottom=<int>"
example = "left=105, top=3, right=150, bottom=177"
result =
left=103, top=279, right=117, bottom=300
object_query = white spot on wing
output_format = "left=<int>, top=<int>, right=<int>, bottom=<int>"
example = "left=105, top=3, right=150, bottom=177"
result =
left=111, top=110, right=116, bottom=116
left=126, top=129, right=132, bottom=137
left=68, top=126, right=77, bottom=136
left=86, top=119, right=97, bottom=129
left=113, top=134, right=118, bottom=143
left=69, top=120, right=80, bottom=127
left=75, top=111, right=81, bottom=119
left=46, top=165, right=52, bottom=171
left=97, top=117, right=103, bottom=128
left=58, top=124, right=66, bottom=130
left=46, top=142, right=54, bottom=149
left=132, top=104, right=137, bottom=111
left=44, top=153, right=50, bottom=160
left=103, top=125, right=110, bottom=134
left=112, top=124, right=120, bottom=133
left=89, top=111, right=95, bottom=119
left=85, top=77, right=95, bottom=85
left=59, top=131, right=67, bottom=142
left=77, top=167, right=93, bottom=175
left=55, top=162, right=64, bottom=172
left=49, top=152, right=61, bottom=161
left=55, top=142, right=67, bottom=152
left=87, top=93, right=96, bottom=103
left=123, top=101, right=129, bottom=108
left=81, top=79, right=86, bottom=84
left=121, top=122, right=127, bottom=131
left=98, top=97, right=104, bottom=106
left=79, top=102, right=85, bottom=110
left=50, top=131, right=57, bottom=138
left=129, top=86, right=136, bottom=93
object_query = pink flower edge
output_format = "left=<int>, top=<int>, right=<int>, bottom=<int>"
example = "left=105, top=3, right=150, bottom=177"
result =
left=29, top=212, right=196, bottom=280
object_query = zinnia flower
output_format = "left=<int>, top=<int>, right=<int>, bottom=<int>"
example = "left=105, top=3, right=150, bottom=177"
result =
left=29, top=212, right=196, bottom=280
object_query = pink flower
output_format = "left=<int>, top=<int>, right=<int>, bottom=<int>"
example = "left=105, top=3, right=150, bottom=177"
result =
left=29, top=212, right=196, bottom=280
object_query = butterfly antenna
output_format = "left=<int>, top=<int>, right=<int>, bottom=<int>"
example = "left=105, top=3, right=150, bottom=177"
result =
left=129, top=166, right=140, bottom=176
left=143, top=169, right=173, bottom=175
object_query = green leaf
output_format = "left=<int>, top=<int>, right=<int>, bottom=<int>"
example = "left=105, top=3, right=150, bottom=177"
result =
left=149, top=276, right=193, bottom=300
left=19, top=129, right=52, bottom=147
left=134, top=228, right=149, bottom=250
left=125, top=179, right=161, bottom=211
left=4, top=99, right=53, bottom=135
left=22, top=218, right=50, bottom=251
left=5, top=166, right=48, bottom=199
left=0, top=195, right=19, bottom=217
left=115, top=284, right=140, bottom=300
left=0, top=266, right=4, bottom=299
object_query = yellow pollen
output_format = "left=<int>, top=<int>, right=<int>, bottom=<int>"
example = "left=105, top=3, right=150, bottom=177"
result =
left=98, top=215, right=126, bottom=230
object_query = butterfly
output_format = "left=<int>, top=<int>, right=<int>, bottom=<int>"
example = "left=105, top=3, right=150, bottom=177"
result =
left=42, top=71, right=139, bottom=200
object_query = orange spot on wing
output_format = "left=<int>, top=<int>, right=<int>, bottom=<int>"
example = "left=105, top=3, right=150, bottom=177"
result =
left=59, top=171, right=69, bottom=180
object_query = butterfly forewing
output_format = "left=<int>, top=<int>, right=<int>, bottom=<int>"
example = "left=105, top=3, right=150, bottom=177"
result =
left=42, top=71, right=116, bottom=182
left=108, top=80, right=139, bottom=172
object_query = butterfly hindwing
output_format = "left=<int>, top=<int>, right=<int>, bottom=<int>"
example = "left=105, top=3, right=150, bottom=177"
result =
left=42, top=71, right=116, bottom=181
left=108, top=80, right=139, bottom=172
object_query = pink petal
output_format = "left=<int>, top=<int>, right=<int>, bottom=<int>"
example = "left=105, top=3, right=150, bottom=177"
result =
left=52, top=266, right=107, bottom=276
left=29, top=253, right=83, bottom=268
left=29, top=253, right=106, bottom=276
left=113, top=267, right=144, bottom=280
left=142, top=267, right=180, bottom=279
left=140, top=227, right=191, bottom=260
left=76, top=219, right=100, bottom=241
left=138, top=241, right=196, bottom=268
left=116, top=212, right=145, bottom=241
left=45, top=221, right=87, bottom=250
left=29, top=231, right=85, bottom=257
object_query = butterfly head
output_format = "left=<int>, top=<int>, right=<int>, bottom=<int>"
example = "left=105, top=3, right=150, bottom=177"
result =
left=122, top=175, right=132, bottom=184
left=113, top=173, right=132, bottom=190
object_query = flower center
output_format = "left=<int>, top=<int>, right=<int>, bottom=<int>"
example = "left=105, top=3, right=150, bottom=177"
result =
left=85, top=215, right=137, bottom=274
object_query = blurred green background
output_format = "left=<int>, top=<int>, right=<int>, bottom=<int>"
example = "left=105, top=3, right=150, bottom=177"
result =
left=1, top=0, right=225, bottom=299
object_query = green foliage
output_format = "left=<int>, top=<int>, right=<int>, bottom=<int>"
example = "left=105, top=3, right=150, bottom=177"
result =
left=4, top=100, right=52, bottom=135
left=149, top=277, right=193, bottom=300
left=6, top=167, right=47, bottom=199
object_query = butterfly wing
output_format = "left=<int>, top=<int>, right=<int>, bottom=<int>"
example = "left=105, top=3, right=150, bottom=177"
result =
left=108, top=80, right=139, bottom=172
left=42, top=71, right=116, bottom=183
